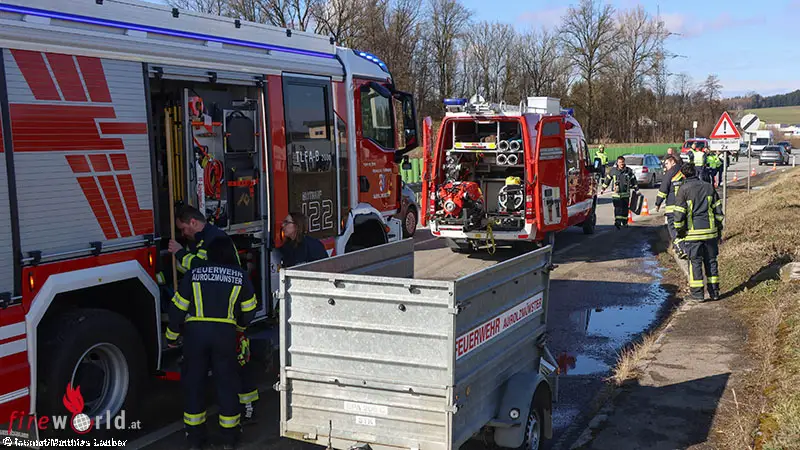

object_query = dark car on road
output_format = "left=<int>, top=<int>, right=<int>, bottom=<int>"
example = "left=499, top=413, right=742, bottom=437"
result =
left=759, top=145, right=790, bottom=166
left=777, top=141, right=793, bottom=154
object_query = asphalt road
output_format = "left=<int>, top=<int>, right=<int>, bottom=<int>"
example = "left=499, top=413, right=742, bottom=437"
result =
left=118, top=157, right=770, bottom=450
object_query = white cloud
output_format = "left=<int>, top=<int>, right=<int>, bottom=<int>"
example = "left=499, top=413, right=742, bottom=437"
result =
left=516, top=6, right=569, bottom=30
left=720, top=79, right=798, bottom=98
left=663, top=11, right=766, bottom=39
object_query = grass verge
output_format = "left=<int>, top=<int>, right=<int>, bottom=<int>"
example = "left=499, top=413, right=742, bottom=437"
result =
left=712, top=168, right=800, bottom=449
left=607, top=332, right=657, bottom=386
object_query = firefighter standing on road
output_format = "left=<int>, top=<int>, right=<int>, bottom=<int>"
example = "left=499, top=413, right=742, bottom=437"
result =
left=655, top=156, right=687, bottom=258
left=673, top=163, right=724, bottom=301
left=166, top=237, right=258, bottom=450
left=595, top=145, right=609, bottom=178
left=688, top=143, right=710, bottom=183
left=169, top=205, right=237, bottom=271
left=707, top=151, right=722, bottom=186
left=602, top=156, right=639, bottom=229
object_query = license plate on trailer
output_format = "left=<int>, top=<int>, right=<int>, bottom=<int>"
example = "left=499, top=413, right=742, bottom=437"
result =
left=473, top=233, right=483, bottom=238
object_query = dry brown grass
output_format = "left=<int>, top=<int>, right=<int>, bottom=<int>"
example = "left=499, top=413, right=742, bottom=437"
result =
left=710, top=168, right=800, bottom=449
left=608, top=332, right=658, bottom=386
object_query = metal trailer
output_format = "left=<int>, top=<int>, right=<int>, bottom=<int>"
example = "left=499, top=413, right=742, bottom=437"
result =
left=277, top=240, right=559, bottom=450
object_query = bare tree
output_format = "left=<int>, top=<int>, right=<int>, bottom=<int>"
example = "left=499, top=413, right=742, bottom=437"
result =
left=225, top=0, right=317, bottom=30
left=312, top=0, right=368, bottom=47
left=517, top=29, right=561, bottom=97
left=612, top=5, right=661, bottom=141
left=702, top=74, right=722, bottom=103
left=559, top=0, right=618, bottom=140
left=429, top=0, right=471, bottom=103
left=167, top=0, right=230, bottom=15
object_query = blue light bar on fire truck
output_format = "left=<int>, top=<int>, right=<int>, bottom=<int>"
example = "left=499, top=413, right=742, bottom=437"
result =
left=355, top=51, right=390, bottom=73
left=444, top=98, right=468, bottom=113
left=561, top=108, right=575, bottom=116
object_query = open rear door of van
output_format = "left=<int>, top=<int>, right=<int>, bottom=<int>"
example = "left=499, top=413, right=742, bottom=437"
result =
left=533, top=116, right=568, bottom=233
left=420, top=116, right=433, bottom=226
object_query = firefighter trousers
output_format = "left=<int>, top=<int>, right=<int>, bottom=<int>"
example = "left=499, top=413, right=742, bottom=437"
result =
left=239, top=359, right=259, bottom=416
left=612, top=196, right=629, bottom=227
left=182, top=323, right=242, bottom=446
left=684, top=238, right=720, bottom=299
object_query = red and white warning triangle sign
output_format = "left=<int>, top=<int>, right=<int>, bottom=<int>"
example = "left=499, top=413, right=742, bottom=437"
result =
left=709, top=111, right=741, bottom=139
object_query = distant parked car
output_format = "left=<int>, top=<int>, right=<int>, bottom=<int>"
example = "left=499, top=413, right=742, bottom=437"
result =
left=624, top=153, right=664, bottom=188
left=777, top=141, right=793, bottom=154
left=397, top=181, right=419, bottom=238
left=759, top=145, right=790, bottom=166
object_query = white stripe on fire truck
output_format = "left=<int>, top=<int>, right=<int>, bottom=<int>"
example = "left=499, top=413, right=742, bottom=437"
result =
left=0, top=323, right=25, bottom=341
left=0, top=387, right=29, bottom=405
left=0, top=338, right=26, bottom=358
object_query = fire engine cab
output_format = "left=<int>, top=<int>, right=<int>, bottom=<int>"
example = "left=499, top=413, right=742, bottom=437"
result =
left=422, top=96, right=601, bottom=252
left=0, top=0, right=416, bottom=435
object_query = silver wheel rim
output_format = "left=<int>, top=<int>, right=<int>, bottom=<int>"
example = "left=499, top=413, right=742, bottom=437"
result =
left=70, top=343, right=129, bottom=425
left=526, top=409, right=541, bottom=450
left=405, top=211, right=416, bottom=235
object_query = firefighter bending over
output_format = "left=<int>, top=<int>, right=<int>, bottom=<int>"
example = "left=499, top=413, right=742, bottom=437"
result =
left=673, top=163, right=724, bottom=301
left=655, top=155, right=687, bottom=259
left=165, top=237, right=257, bottom=449
left=169, top=205, right=237, bottom=272
left=602, top=156, right=638, bottom=229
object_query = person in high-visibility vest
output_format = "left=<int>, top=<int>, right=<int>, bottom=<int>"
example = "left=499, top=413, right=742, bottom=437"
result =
left=595, top=145, right=609, bottom=179
left=688, top=143, right=710, bottom=182
left=707, top=151, right=722, bottom=186
left=655, top=155, right=687, bottom=259
left=601, top=156, right=638, bottom=229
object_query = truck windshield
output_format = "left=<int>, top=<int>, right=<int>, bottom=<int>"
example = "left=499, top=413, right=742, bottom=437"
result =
left=754, top=138, right=770, bottom=145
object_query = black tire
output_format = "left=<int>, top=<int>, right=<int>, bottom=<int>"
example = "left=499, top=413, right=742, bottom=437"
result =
left=38, top=309, right=145, bottom=433
left=402, top=207, right=417, bottom=239
left=582, top=203, right=597, bottom=235
left=513, top=388, right=550, bottom=450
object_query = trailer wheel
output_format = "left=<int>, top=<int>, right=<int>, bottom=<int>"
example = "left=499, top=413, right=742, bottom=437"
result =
left=38, top=309, right=145, bottom=430
left=515, top=390, right=549, bottom=450
left=581, top=204, right=597, bottom=235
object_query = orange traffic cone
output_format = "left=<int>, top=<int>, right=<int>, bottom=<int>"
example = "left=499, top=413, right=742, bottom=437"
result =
left=641, top=197, right=650, bottom=216
left=628, top=210, right=634, bottom=224
left=732, top=173, right=739, bottom=182
left=772, top=162, right=777, bottom=171
left=750, top=167, right=757, bottom=177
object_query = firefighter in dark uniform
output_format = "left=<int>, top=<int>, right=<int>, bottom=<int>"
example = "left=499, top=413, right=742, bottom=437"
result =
left=673, top=163, right=724, bottom=301
left=601, top=156, right=639, bottom=229
left=166, top=237, right=257, bottom=449
left=168, top=205, right=238, bottom=272
left=655, top=155, right=687, bottom=258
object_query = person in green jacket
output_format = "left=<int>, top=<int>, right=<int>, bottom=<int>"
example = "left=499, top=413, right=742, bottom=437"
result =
left=595, top=144, right=609, bottom=179
left=707, top=151, right=722, bottom=187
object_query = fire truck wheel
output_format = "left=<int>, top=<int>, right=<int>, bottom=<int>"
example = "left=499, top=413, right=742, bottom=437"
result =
left=402, top=208, right=418, bottom=238
left=581, top=205, right=597, bottom=235
left=38, top=308, right=145, bottom=430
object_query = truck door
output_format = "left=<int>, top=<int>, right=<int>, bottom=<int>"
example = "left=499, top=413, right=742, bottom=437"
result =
left=533, top=116, right=568, bottom=232
left=420, top=116, right=433, bottom=226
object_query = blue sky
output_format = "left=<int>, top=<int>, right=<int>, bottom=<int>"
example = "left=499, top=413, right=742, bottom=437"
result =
left=143, top=0, right=795, bottom=98
left=461, top=0, right=799, bottom=98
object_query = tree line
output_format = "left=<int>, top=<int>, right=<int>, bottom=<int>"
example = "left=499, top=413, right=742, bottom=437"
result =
left=170, top=0, right=728, bottom=143
left=727, top=90, right=800, bottom=111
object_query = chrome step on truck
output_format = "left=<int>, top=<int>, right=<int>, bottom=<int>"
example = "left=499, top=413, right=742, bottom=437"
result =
left=276, top=240, right=558, bottom=450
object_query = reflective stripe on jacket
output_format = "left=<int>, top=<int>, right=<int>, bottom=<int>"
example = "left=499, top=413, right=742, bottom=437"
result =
left=673, top=176, right=723, bottom=241
left=602, top=166, right=638, bottom=198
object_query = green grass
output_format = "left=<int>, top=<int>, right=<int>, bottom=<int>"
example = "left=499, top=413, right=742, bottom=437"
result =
left=744, top=106, right=800, bottom=125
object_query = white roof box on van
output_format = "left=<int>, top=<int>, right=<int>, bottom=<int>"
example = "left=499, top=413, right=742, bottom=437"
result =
left=526, top=97, right=561, bottom=115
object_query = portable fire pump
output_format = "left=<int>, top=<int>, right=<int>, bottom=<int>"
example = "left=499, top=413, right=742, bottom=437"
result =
left=420, top=96, right=602, bottom=252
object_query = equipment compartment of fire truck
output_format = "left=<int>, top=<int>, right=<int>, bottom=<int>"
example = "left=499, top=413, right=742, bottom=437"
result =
left=422, top=96, right=602, bottom=252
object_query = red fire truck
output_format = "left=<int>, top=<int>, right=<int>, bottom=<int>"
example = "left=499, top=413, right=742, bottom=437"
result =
left=421, top=96, right=600, bottom=252
left=0, top=0, right=416, bottom=434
